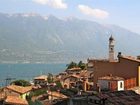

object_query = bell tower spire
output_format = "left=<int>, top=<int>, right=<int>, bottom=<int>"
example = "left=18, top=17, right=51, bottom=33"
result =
left=109, top=35, right=115, bottom=62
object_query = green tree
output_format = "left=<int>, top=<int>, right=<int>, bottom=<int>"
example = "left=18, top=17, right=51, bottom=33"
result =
left=55, top=81, right=62, bottom=88
left=78, top=61, right=86, bottom=70
left=47, top=73, right=53, bottom=83
left=11, top=79, right=31, bottom=87
left=28, top=100, right=43, bottom=105
left=67, top=61, right=78, bottom=69
left=29, top=89, right=47, bottom=97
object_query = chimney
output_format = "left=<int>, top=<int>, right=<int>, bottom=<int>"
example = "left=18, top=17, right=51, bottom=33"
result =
left=118, top=52, right=122, bottom=58
left=137, top=56, right=140, bottom=60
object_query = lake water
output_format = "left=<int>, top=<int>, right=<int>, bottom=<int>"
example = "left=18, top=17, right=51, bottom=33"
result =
left=0, top=64, right=66, bottom=87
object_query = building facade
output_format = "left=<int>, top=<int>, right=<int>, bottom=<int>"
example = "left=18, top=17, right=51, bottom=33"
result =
left=88, top=36, right=140, bottom=88
left=98, top=75, right=124, bottom=91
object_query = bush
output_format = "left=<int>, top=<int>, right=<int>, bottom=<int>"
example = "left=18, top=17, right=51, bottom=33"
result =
left=10, top=79, right=31, bottom=87
left=55, top=81, right=62, bottom=88
left=78, top=61, right=86, bottom=70
left=66, top=61, right=78, bottom=69
left=47, top=73, right=53, bottom=83
left=66, top=61, right=87, bottom=70
left=28, top=100, right=43, bottom=105
left=60, top=88, right=78, bottom=97
left=69, top=88, right=78, bottom=94
left=30, top=89, right=47, bottom=97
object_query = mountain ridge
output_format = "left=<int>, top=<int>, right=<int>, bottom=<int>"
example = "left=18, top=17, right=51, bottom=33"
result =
left=0, top=13, right=140, bottom=63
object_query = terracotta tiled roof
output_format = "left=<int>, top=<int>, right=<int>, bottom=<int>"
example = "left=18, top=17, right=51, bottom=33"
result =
left=34, top=75, right=48, bottom=80
left=48, top=91, right=68, bottom=99
left=59, top=72, right=67, bottom=75
left=63, top=75, right=80, bottom=80
left=121, top=56, right=140, bottom=62
left=6, top=85, right=32, bottom=94
left=79, top=70, right=88, bottom=77
left=88, top=59, right=109, bottom=62
left=67, top=67, right=81, bottom=71
left=98, top=75, right=124, bottom=81
left=88, top=59, right=118, bottom=63
left=5, top=95, right=28, bottom=105
left=103, top=90, right=140, bottom=105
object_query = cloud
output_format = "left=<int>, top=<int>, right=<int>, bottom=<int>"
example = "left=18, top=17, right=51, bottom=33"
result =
left=33, top=0, right=67, bottom=9
left=33, top=0, right=49, bottom=5
left=78, top=5, right=109, bottom=19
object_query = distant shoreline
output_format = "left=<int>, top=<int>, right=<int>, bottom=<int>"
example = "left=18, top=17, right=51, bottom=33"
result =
left=0, top=62, right=67, bottom=65
left=0, top=63, right=66, bottom=87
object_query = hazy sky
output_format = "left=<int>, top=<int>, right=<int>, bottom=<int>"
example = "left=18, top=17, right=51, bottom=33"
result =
left=0, top=0, right=140, bottom=34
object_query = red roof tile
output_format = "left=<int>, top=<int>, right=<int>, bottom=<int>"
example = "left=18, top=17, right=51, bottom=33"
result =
left=121, top=56, right=140, bottom=62
left=5, top=95, right=28, bottom=105
left=98, top=75, right=124, bottom=81
left=6, top=85, right=32, bottom=94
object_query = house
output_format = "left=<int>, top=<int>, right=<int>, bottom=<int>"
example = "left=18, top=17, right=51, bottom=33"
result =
left=61, top=73, right=93, bottom=91
left=48, top=91, right=68, bottom=101
left=0, top=88, right=5, bottom=101
left=56, top=72, right=67, bottom=79
left=0, top=89, right=5, bottom=104
left=62, top=75, right=80, bottom=89
left=78, top=70, right=94, bottom=91
left=34, top=75, right=48, bottom=87
left=98, top=75, right=124, bottom=91
left=4, top=95, right=28, bottom=105
left=5, top=85, right=32, bottom=100
left=65, top=67, right=82, bottom=75
left=57, top=67, right=94, bottom=91
left=87, top=36, right=140, bottom=89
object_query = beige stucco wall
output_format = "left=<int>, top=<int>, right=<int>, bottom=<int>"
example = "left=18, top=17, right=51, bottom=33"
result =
left=21, top=92, right=30, bottom=100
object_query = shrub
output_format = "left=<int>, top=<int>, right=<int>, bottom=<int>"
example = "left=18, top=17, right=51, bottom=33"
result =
left=30, top=89, right=47, bottom=97
left=10, top=79, right=31, bottom=87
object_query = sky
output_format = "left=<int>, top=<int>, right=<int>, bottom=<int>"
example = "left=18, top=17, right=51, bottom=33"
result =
left=0, top=0, right=140, bottom=34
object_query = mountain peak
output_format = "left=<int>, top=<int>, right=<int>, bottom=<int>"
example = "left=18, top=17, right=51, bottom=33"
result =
left=0, top=12, right=140, bottom=63
left=2, top=12, right=40, bottom=18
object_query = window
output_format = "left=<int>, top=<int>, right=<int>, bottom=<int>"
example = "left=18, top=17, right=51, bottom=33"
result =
left=120, top=82, right=123, bottom=88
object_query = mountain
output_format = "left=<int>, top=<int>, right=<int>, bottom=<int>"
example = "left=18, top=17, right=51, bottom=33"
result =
left=0, top=13, right=140, bottom=63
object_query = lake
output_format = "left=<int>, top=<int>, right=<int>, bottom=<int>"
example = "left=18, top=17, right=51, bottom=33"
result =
left=0, top=63, right=66, bottom=87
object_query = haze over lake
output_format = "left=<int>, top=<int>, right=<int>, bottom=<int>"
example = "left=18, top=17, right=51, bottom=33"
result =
left=0, top=63, right=66, bottom=87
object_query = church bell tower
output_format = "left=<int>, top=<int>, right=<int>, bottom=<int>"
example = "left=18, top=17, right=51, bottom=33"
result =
left=109, top=35, right=115, bottom=62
